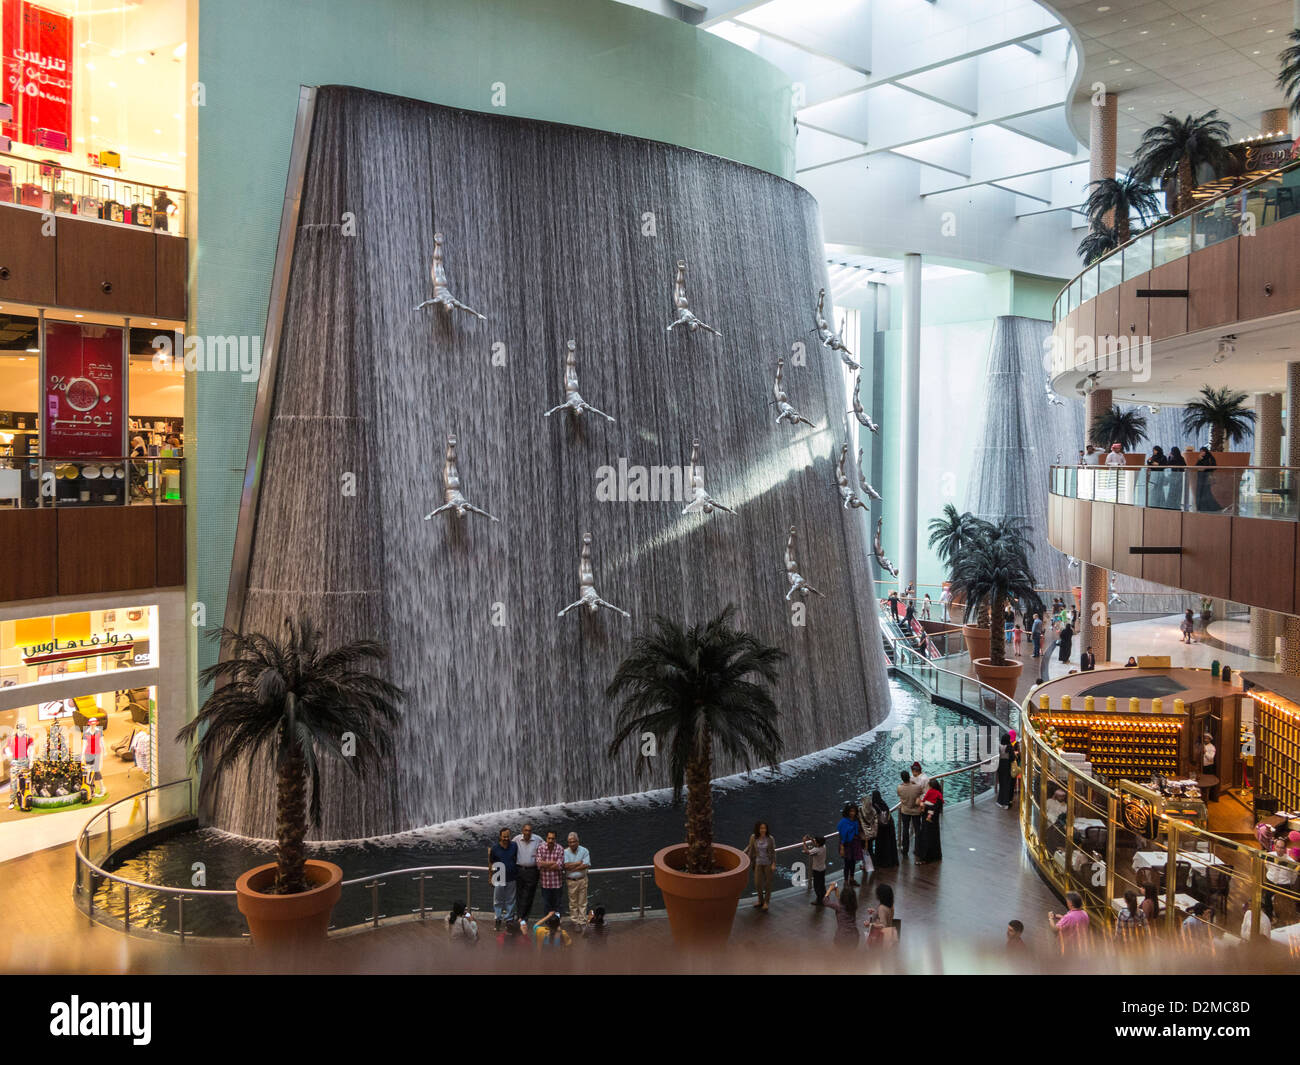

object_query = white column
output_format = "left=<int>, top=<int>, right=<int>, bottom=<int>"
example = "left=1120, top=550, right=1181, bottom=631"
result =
left=898, top=253, right=921, bottom=593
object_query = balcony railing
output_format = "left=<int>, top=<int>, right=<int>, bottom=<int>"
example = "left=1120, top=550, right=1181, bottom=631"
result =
left=0, top=455, right=185, bottom=507
left=1049, top=464, right=1298, bottom=521
left=0, top=150, right=185, bottom=236
left=1053, top=156, right=1300, bottom=324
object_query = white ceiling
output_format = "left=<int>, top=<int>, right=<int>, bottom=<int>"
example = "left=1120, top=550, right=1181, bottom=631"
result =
left=1041, top=0, right=1295, bottom=165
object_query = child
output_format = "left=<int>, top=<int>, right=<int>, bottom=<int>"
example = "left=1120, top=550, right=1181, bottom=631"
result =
left=534, top=911, right=572, bottom=948
left=1012, top=620, right=1023, bottom=656
left=581, top=906, right=607, bottom=940
left=802, top=834, right=828, bottom=904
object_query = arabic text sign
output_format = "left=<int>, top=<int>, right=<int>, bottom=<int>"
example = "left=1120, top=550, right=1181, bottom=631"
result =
left=1, top=0, right=72, bottom=150
left=44, top=321, right=123, bottom=459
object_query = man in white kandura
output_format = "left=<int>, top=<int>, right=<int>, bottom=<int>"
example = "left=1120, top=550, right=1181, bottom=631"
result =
left=424, top=434, right=500, bottom=522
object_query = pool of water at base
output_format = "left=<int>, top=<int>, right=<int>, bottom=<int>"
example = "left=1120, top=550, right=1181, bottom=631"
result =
left=93, top=679, right=1004, bottom=936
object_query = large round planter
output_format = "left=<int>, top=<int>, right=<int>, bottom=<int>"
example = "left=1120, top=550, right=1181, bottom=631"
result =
left=973, top=657, right=1023, bottom=699
left=962, top=624, right=990, bottom=662
left=235, top=860, right=343, bottom=945
left=653, top=843, right=750, bottom=948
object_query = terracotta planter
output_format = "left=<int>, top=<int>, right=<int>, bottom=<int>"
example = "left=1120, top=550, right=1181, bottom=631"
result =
left=653, top=843, right=750, bottom=948
left=962, top=624, right=990, bottom=662
left=235, top=860, right=343, bottom=945
left=973, top=657, right=1023, bottom=699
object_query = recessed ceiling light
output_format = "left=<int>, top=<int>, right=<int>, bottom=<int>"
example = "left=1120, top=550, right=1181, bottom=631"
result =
left=153, top=128, right=161, bottom=134
left=1097, top=4, right=1109, bottom=10
left=1109, top=58, right=1119, bottom=64
left=107, top=81, right=116, bottom=88
left=136, top=56, right=145, bottom=64
left=1254, top=50, right=1261, bottom=55
left=90, top=115, right=99, bottom=123
left=85, top=62, right=94, bottom=70
left=74, top=314, right=83, bottom=318
left=150, top=322, right=158, bottom=326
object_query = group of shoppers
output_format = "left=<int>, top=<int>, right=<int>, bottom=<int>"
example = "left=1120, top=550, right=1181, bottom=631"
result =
left=487, top=822, right=591, bottom=931
left=1144, top=444, right=1220, bottom=511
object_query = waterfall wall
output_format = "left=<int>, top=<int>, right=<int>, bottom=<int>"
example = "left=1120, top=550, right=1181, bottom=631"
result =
left=214, top=86, right=893, bottom=840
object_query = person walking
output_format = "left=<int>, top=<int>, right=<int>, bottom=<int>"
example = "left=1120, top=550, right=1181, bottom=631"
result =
left=996, top=732, right=1015, bottom=808
left=1031, top=612, right=1043, bottom=658
left=563, top=832, right=591, bottom=923
left=859, top=798, right=879, bottom=878
left=744, top=821, right=777, bottom=910
left=836, top=804, right=864, bottom=885
left=802, top=834, right=828, bottom=904
left=1058, top=619, right=1074, bottom=664
left=512, top=822, right=543, bottom=923
left=921, top=593, right=932, bottom=621
left=535, top=830, right=567, bottom=918
left=896, top=770, right=923, bottom=860
left=1049, top=892, right=1091, bottom=953
left=915, top=780, right=944, bottom=864
left=488, top=827, right=519, bottom=930
left=1180, top=609, right=1196, bottom=644
left=1012, top=618, right=1023, bottom=656
left=868, top=789, right=898, bottom=868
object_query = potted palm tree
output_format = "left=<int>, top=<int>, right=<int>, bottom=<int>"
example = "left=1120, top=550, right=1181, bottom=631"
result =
left=1089, top=404, right=1148, bottom=463
left=178, top=617, right=404, bottom=944
left=607, top=605, right=783, bottom=947
left=1131, top=111, right=1234, bottom=215
left=927, top=505, right=989, bottom=661
left=1082, top=172, right=1161, bottom=246
left=1077, top=225, right=1119, bottom=266
left=1181, top=385, right=1256, bottom=455
left=948, top=519, right=1043, bottom=698
left=1278, top=31, right=1300, bottom=121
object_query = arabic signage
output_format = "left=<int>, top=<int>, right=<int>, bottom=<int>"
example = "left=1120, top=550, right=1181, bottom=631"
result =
left=22, top=631, right=137, bottom=666
left=0, top=0, right=72, bottom=151
left=44, top=321, right=123, bottom=459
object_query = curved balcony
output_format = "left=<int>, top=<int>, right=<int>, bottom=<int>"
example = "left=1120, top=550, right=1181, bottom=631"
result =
left=1047, top=464, right=1300, bottom=615
left=1049, top=158, right=1300, bottom=397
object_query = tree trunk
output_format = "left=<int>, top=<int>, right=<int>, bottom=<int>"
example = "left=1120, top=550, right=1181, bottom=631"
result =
left=683, top=732, right=714, bottom=876
left=274, top=754, right=309, bottom=894
left=1116, top=213, right=1130, bottom=245
left=988, top=596, right=1007, bottom=667
left=1210, top=427, right=1224, bottom=452
left=1176, top=155, right=1195, bottom=215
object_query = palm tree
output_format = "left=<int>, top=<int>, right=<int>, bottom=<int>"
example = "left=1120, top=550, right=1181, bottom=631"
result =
left=1082, top=173, right=1162, bottom=244
left=927, top=505, right=988, bottom=574
left=178, top=617, right=404, bottom=895
left=1077, top=225, right=1119, bottom=265
left=1089, top=404, right=1148, bottom=452
left=607, top=605, right=783, bottom=875
left=949, top=523, right=1043, bottom=667
left=1131, top=111, right=1233, bottom=215
left=1277, top=30, right=1300, bottom=118
left=1181, top=385, right=1257, bottom=452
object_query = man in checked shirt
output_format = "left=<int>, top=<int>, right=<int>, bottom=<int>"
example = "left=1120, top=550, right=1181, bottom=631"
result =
left=535, top=829, right=567, bottom=918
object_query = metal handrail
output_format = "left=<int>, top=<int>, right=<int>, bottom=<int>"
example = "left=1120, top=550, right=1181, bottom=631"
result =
left=1053, top=154, right=1300, bottom=322
left=0, top=149, right=186, bottom=193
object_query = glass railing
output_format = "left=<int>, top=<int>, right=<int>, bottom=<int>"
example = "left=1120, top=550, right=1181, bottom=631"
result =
left=1049, top=464, right=1298, bottom=521
left=0, top=456, right=185, bottom=507
left=0, top=151, right=185, bottom=235
left=1020, top=687, right=1299, bottom=947
left=1053, top=157, right=1300, bottom=324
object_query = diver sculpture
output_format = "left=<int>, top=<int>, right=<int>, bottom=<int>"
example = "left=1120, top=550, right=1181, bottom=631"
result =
left=784, top=526, right=825, bottom=601
left=812, top=288, right=859, bottom=370
left=772, top=357, right=814, bottom=427
left=543, top=340, right=615, bottom=423
left=835, top=443, right=868, bottom=512
left=1045, top=380, right=1064, bottom=407
left=558, top=533, right=629, bottom=618
left=666, top=260, right=721, bottom=336
left=413, top=232, right=488, bottom=320
left=873, top=517, right=900, bottom=578
left=857, top=447, right=882, bottom=502
left=423, top=434, right=500, bottom=523
left=849, top=371, right=880, bottom=433
left=682, top=438, right=733, bottom=515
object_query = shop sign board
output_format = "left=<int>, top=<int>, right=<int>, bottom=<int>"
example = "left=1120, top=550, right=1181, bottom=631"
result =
left=0, top=0, right=72, bottom=151
left=44, top=321, right=123, bottom=459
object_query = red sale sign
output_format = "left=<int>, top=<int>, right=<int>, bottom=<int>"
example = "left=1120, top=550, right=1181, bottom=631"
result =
left=44, top=321, right=123, bottom=459
left=1, top=0, right=72, bottom=151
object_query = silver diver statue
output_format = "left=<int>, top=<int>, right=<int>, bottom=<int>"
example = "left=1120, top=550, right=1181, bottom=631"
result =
left=543, top=340, right=615, bottom=422
left=812, top=288, right=859, bottom=370
left=423, top=433, right=500, bottom=522
left=413, top=232, right=488, bottom=320
left=682, top=438, right=734, bottom=515
left=557, top=533, right=629, bottom=619
left=784, top=526, right=825, bottom=601
left=666, top=260, right=722, bottom=337
left=835, top=442, right=869, bottom=511
left=857, top=447, right=882, bottom=502
left=849, top=371, right=880, bottom=433
left=772, top=357, right=814, bottom=427
left=873, top=517, right=900, bottom=578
